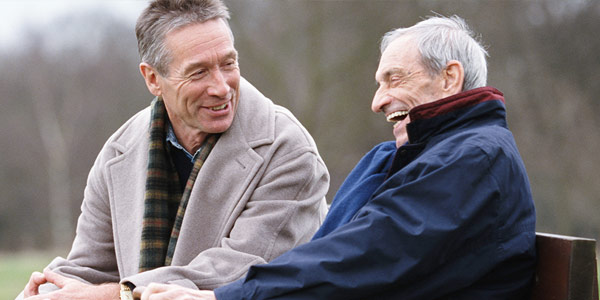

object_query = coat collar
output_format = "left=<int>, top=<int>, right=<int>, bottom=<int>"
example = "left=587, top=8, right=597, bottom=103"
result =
left=230, top=77, right=275, bottom=148
left=409, top=87, right=504, bottom=122
left=406, top=87, right=507, bottom=144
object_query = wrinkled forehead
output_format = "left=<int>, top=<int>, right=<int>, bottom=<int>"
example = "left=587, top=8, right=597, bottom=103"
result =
left=376, top=37, right=421, bottom=80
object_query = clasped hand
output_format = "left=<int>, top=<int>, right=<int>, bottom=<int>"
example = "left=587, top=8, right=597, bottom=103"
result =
left=23, top=268, right=119, bottom=300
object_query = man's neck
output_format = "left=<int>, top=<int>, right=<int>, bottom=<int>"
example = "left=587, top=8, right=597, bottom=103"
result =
left=169, top=120, right=208, bottom=155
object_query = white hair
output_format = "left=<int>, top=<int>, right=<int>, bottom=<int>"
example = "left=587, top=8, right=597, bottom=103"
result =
left=380, top=15, right=488, bottom=91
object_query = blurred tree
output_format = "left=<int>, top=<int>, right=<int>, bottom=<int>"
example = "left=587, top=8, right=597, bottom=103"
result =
left=1, top=0, right=599, bottom=251
left=0, top=11, right=148, bottom=250
left=493, top=0, right=600, bottom=238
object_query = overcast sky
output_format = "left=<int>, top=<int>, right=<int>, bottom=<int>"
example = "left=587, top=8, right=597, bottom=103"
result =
left=0, top=0, right=148, bottom=48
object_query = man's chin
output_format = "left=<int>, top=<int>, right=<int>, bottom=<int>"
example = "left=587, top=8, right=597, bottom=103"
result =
left=204, top=120, right=234, bottom=134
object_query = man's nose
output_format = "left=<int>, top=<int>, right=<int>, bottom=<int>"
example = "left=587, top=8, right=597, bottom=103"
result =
left=207, top=70, right=230, bottom=98
left=371, top=91, right=389, bottom=113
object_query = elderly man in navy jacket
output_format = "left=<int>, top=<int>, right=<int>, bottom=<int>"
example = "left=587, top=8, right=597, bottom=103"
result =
left=137, top=15, right=536, bottom=300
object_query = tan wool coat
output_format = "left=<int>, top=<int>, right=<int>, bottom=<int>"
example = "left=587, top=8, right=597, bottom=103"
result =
left=28, top=78, right=329, bottom=295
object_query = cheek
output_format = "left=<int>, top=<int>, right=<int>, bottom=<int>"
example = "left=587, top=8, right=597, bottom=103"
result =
left=178, top=82, right=206, bottom=101
left=226, top=72, right=240, bottom=91
left=403, top=86, right=430, bottom=106
left=169, top=80, right=190, bottom=100
left=417, top=81, right=444, bottom=102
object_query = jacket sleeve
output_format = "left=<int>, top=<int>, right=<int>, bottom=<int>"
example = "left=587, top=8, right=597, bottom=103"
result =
left=122, top=129, right=330, bottom=290
left=215, top=142, right=528, bottom=299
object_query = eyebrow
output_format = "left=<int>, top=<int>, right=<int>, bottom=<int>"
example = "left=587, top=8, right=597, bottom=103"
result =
left=182, top=49, right=238, bottom=76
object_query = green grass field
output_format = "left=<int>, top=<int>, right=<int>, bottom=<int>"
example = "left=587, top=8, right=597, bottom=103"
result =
left=0, top=252, right=57, bottom=299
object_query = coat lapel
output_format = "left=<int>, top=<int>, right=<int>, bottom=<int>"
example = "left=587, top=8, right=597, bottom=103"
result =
left=106, top=132, right=149, bottom=278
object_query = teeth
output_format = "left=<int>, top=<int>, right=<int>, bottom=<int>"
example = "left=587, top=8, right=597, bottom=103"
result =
left=210, top=103, right=228, bottom=111
left=386, top=111, right=408, bottom=122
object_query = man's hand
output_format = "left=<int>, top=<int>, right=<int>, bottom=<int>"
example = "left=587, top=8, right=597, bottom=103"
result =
left=23, top=269, right=120, bottom=300
left=134, top=283, right=216, bottom=300
left=23, top=271, right=47, bottom=297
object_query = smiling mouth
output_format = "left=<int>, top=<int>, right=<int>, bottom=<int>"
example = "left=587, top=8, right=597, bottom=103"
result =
left=210, top=103, right=228, bottom=111
left=386, top=111, right=409, bottom=122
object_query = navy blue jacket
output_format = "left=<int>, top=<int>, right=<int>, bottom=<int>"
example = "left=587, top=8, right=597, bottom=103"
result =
left=215, top=87, right=536, bottom=299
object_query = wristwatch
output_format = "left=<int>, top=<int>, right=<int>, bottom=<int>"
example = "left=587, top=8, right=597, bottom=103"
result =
left=120, top=283, right=135, bottom=300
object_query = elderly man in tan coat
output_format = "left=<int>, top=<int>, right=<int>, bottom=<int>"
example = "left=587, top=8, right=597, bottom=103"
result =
left=18, top=1, right=329, bottom=299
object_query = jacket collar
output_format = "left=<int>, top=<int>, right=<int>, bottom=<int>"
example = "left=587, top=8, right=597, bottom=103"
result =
left=228, top=77, right=275, bottom=148
left=406, top=87, right=506, bottom=144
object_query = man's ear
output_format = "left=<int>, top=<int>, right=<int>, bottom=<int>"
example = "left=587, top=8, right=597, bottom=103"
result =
left=442, top=60, right=465, bottom=94
left=140, top=62, right=162, bottom=97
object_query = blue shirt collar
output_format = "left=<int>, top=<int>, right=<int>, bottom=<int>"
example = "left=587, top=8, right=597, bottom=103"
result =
left=166, top=122, right=203, bottom=162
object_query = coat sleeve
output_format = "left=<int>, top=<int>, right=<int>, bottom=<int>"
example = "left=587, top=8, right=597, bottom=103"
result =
left=215, top=142, right=528, bottom=299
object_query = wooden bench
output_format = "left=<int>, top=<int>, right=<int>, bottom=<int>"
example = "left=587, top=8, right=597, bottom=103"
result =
left=532, top=232, right=599, bottom=300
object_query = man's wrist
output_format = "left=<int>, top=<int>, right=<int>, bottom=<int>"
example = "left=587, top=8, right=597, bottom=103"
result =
left=91, top=282, right=122, bottom=300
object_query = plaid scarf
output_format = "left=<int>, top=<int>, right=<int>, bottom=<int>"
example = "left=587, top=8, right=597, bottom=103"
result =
left=139, top=98, right=218, bottom=272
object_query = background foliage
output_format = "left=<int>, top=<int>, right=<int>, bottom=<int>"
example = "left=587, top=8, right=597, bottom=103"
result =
left=1, top=0, right=599, bottom=255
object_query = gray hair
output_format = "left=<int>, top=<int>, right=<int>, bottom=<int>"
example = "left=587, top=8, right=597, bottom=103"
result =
left=135, top=0, right=231, bottom=76
left=380, top=15, right=488, bottom=91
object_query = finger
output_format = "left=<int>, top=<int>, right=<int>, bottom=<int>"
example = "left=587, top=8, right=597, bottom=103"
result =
left=140, top=283, right=171, bottom=300
left=133, top=286, right=145, bottom=299
left=42, top=269, right=71, bottom=289
left=23, top=290, right=56, bottom=300
left=24, top=271, right=47, bottom=297
left=196, top=290, right=217, bottom=300
left=146, top=283, right=171, bottom=293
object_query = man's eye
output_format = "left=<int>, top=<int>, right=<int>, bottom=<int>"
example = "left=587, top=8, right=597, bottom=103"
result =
left=190, top=70, right=206, bottom=79
left=223, top=60, right=238, bottom=69
left=390, top=76, right=404, bottom=86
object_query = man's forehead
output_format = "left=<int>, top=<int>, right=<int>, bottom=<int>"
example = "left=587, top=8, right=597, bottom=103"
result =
left=177, top=47, right=237, bottom=75
left=375, top=52, right=412, bottom=80
left=164, top=20, right=236, bottom=71
left=376, top=39, right=419, bottom=77
left=383, top=38, right=417, bottom=60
